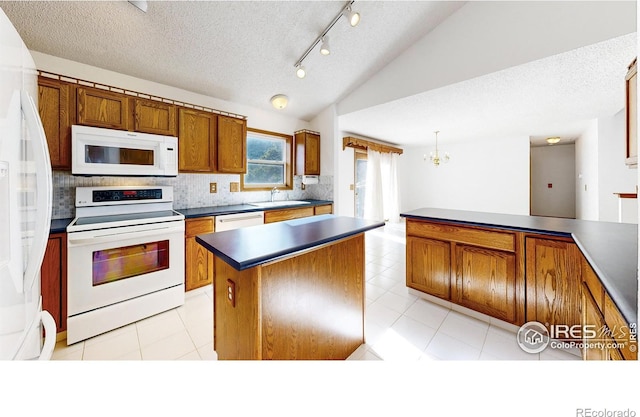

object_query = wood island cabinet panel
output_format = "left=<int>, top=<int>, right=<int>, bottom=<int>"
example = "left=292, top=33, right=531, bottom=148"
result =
left=185, top=217, right=214, bottom=291
left=406, top=236, right=451, bottom=300
left=407, top=221, right=515, bottom=252
left=295, top=131, right=320, bottom=175
left=77, top=87, right=129, bottom=130
left=604, top=293, right=638, bottom=360
left=178, top=108, right=216, bottom=172
left=41, top=233, right=67, bottom=334
left=38, top=77, right=73, bottom=170
left=132, top=98, right=176, bottom=136
left=453, top=245, right=518, bottom=324
left=582, top=282, right=609, bottom=360
left=525, top=238, right=582, bottom=330
left=264, top=206, right=315, bottom=223
left=216, top=115, right=246, bottom=173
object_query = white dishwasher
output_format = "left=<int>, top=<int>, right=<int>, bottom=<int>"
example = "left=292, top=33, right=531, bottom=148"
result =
left=215, top=211, right=265, bottom=232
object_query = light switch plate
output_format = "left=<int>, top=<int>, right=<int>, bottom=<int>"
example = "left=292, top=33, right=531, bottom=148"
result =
left=230, top=182, right=239, bottom=192
left=210, top=182, right=217, bottom=193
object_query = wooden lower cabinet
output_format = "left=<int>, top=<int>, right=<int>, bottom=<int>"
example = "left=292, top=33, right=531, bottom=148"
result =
left=185, top=217, right=214, bottom=291
left=314, top=204, right=333, bottom=215
left=454, top=244, right=518, bottom=323
left=41, top=233, right=67, bottom=334
left=405, top=219, right=524, bottom=325
left=264, top=206, right=315, bottom=223
left=525, top=237, right=582, bottom=330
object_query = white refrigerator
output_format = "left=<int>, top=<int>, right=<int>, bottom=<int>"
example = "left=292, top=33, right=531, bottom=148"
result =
left=0, top=8, right=56, bottom=360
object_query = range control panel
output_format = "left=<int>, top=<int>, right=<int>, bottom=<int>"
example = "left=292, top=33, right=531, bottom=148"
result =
left=92, top=188, right=163, bottom=202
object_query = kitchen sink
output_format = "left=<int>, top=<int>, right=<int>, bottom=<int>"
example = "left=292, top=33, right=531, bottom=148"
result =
left=249, top=200, right=311, bottom=208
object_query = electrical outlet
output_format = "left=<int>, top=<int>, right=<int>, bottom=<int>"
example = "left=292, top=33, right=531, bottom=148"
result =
left=226, top=279, right=236, bottom=307
left=350, top=184, right=355, bottom=191
left=301, top=183, right=306, bottom=190
left=230, top=182, right=239, bottom=192
left=210, top=182, right=217, bottom=193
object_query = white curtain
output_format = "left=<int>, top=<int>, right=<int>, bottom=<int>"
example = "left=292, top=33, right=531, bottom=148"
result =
left=363, top=149, right=400, bottom=223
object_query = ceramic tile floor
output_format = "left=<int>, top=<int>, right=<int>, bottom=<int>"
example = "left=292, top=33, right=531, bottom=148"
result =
left=52, top=221, right=581, bottom=361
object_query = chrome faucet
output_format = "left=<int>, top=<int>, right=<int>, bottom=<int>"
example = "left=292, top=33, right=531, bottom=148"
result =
left=271, top=187, right=279, bottom=202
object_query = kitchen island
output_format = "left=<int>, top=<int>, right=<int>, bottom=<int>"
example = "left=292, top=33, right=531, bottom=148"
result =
left=196, top=214, right=385, bottom=360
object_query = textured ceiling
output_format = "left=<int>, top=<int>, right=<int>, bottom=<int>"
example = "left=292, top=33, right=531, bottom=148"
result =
left=0, top=0, right=464, bottom=122
left=340, top=32, right=637, bottom=148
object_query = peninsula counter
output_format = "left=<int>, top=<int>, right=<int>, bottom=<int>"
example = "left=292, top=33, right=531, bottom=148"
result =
left=196, top=215, right=385, bottom=360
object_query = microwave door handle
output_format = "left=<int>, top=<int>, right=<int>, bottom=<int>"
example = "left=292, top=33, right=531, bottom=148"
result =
left=20, top=90, right=53, bottom=292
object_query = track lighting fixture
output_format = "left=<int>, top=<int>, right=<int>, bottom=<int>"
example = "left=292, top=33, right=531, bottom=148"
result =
left=296, top=64, right=306, bottom=79
left=320, top=36, right=331, bottom=56
left=293, top=1, right=360, bottom=78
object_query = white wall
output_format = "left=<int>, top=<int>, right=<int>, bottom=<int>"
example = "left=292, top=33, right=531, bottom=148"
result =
left=575, top=120, right=600, bottom=220
left=530, top=144, right=576, bottom=218
left=598, top=109, right=638, bottom=222
left=398, top=136, right=530, bottom=215
left=32, top=52, right=310, bottom=135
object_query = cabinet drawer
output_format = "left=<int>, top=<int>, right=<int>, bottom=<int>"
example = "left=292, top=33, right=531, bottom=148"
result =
left=264, top=207, right=315, bottom=223
left=407, top=220, right=515, bottom=252
left=604, top=294, right=637, bottom=360
left=186, top=217, right=214, bottom=237
left=314, top=204, right=333, bottom=215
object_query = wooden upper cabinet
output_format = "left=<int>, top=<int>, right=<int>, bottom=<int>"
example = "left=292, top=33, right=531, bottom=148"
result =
left=295, top=130, right=320, bottom=175
left=38, top=77, right=73, bottom=170
left=77, top=87, right=129, bottom=130
left=178, top=107, right=217, bottom=172
left=625, top=58, right=637, bottom=168
left=525, top=237, right=582, bottom=331
left=216, top=115, right=247, bottom=173
left=132, top=98, right=177, bottom=136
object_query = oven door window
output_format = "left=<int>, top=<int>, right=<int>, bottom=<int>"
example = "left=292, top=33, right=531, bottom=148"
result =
left=92, top=240, right=169, bottom=286
left=85, top=145, right=155, bottom=166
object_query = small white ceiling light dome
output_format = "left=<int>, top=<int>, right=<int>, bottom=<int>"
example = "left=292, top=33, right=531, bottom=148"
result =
left=296, top=65, right=306, bottom=78
left=320, top=36, right=330, bottom=56
left=546, top=137, right=561, bottom=145
left=345, top=5, right=360, bottom=27
left=270, top=94, right=289, bottom=110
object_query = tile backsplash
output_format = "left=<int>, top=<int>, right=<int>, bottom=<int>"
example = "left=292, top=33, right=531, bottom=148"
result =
left=51, top=171, right=334, bottom=219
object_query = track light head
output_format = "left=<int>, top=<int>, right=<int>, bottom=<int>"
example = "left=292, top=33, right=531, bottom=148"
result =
left=295, top=64, right=306, bottom=79
left=320, top=36, right=330, bottom=56
left=345, top=6, right=360, bottom=27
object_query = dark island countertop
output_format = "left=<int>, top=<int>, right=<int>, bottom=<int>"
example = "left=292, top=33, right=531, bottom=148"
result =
left=177, top=199, right=333, bottom=219
left=401, top=208, right=638, bottom=326
left=196, top=214, right=385, bottom=271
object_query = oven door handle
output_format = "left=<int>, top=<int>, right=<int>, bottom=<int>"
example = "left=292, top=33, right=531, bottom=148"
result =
left=67, top=225, right=180, bottom=247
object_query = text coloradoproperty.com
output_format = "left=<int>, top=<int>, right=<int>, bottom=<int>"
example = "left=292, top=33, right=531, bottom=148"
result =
left=576, top=409, right=636, bottom=417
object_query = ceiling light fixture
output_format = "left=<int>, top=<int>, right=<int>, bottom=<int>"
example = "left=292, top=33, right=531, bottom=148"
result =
left=296, top=64, right=306, bottom=79
left=424, top=131, right=450, bottom=167
left=128, top=1, right=148, bottom=13
left=546, top=137, right=561, bottom=145
left=270, top=94, right=289, bottom=110
left=320, top=36, right=331, bottom=56
left=293, top=1, right=360, bottom=78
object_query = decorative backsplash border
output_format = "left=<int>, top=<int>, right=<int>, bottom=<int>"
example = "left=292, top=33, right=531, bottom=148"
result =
left=51, top=172, right=334, bottom=219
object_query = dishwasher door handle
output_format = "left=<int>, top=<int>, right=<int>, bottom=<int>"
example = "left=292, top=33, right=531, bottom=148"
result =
left=217, top=214, right=264, bottom=223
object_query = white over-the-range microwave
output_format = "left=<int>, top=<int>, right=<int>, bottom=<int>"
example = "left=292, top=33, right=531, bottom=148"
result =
left=71, top=125, right=178, bottom=176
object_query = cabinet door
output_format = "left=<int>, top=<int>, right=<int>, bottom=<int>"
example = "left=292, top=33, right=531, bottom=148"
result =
left=38, top=77, right=73, bottom=170
left=185, top=218, right=214, bottom=291
left=314, top=204, right=333, bottom=215
left=295, top=132, right=320, bottom=175
left=525, top=238, right=582, bottom=330
left=406, top=236, right=451, bottom=300
left=77, top=87, right=129, bottom=130
left=178, top=108, right=216, bottom=172
left=41, top=233, right=67, bottom=333
left=133, top=98, right=177, bottom=136
left=626, top=58, right=637, bottom=167
left=216, top=115, right=246, bottom=173
left=454, top=244, right=518, bottom=324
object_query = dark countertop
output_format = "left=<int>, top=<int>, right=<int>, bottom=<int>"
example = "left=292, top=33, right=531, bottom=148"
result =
left=50, top=218, right=73, bottom=233
left=401, top=208, right=638, bottom=326
left=177, top=199, right=333, bottom=219
left=196, top=214, right=385, bottom=270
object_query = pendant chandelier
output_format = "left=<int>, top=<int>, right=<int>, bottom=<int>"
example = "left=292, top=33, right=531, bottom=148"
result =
left=424, top=131, right=450, bottom=167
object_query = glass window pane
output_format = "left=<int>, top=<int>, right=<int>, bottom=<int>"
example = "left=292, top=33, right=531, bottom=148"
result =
left=247, top=136, right=284, bottom=162
left=245, top=162, right=284, bottom=184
